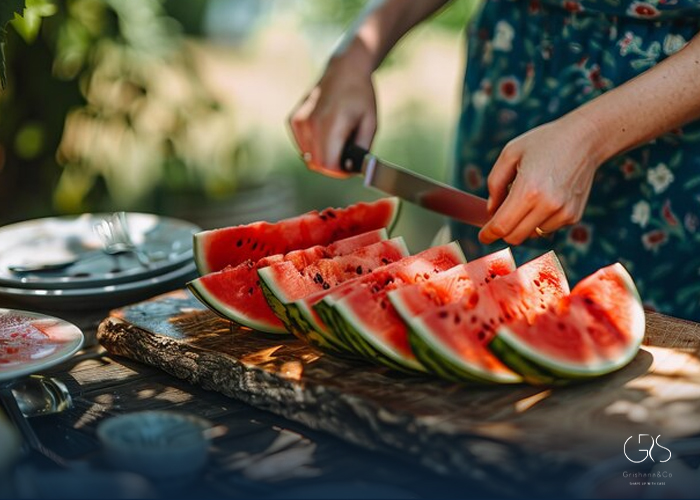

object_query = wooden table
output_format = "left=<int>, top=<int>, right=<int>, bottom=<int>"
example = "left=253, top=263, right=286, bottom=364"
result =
left=3, top=287, right=700, bottom=499
left=0, top=298, right=490, bottom=499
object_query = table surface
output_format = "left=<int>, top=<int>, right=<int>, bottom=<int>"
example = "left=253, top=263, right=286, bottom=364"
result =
left=4, top=287, right=700, bottom=500
left=0, top=301, right=491, bottom=500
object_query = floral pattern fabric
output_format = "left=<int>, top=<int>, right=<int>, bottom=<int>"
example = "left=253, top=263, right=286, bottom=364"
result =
left=452, top=0, right=700, bottom=321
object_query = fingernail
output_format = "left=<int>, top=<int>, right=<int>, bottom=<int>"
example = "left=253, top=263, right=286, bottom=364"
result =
left=487, top=197, right=493, bottom=213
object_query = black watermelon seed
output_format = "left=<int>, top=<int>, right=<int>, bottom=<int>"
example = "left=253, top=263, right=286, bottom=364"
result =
left=327, top=210, right=336, bottom=218
left=477, top=331, right=485, bottom=341
left=322, top=283, right=330, bottom=290
left=252, top=242, right=258, bottom=251
left=248, top=287, right=254, bottom=295
left=237, top=239, right=243, bottom=247
left=319, top=214, right=327, bottom=221
left=356, top=266, right=363, bottom=274
left=439, top=310, right=449, bottom=319
left=381, top=258, right=389, bottom=265
left=315, top=273, right=323, bottom=284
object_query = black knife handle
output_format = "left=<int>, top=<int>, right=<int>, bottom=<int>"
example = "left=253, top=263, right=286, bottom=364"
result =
left=341, top=142, right=369, bottom=174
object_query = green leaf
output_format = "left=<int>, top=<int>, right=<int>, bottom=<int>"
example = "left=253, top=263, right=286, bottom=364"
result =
left=0, top=0, right=25, bottom=89
left=11, top=0, right=57, bottom=43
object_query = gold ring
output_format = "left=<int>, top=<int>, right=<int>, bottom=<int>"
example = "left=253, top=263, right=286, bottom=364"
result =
left=535, top=227, right=549, bottom=238
left=302, top=152, right=313, bottom=163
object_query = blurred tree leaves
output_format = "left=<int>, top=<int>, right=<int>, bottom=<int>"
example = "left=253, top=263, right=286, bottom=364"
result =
left=0, top=0, right=25, bottom=88
left=1, top=0, right=57, bottom=88
left=11, top=0, right=57, bottom=43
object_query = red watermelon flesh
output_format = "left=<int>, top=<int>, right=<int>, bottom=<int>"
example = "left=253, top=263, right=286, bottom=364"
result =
left=408, top=251, right=569, bottom=383
left=194, top=198, right=400, bottom=274
left=389, top=248, right=515, bottom=322
left=187, top=229, right=388, bottom=333
left=492, top=263, right=644, bottom=379
left=325, top=242, right=467, bottom=369
left=297, top=243, right=466, bottom=337
left=258, top=237, right=410, bottom=306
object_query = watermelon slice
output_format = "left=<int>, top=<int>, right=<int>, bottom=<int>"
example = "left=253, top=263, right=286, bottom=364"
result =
left=187, top=229, right=388, bottom=333
left=407, top=251, right=569, bottom=384
left=258, top=237, right=410, bottom=349
left=194, top=197, right=400, bottom=274
left=320, top=242, right=467, bottom=372
left=490, top=263, right=645, bottom=383
left=389, top=248, right=516, bottom=322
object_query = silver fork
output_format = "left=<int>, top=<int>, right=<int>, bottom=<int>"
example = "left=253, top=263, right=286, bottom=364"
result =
left=8, top=212, right=151, bottom=274
left=93, top=212, right=152, bottom=269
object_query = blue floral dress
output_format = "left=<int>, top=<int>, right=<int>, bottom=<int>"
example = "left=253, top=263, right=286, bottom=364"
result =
left=452, top=0, right=700, bottom=322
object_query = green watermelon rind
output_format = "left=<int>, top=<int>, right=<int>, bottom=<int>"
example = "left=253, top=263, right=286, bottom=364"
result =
left=326, top=300, right=425, bottom=373
left=407, top=327, right=498, bottom=383
left=258, top=236, right=411, bottom=352
left=314, top=301, right=376, bottom=358
left=258, top=277, right=349, bottom=353
left=257, top=266, right=291, bottom=305
left=318, top=241, right=469, bottom=374
left=187, top=280, right=287, bottom=334
left=490, top=264, right=645, bottom=379
left=331, top=294, right=426, bottom=372
left=286, top=299, right=356, bottom=356
left=193, top=198, right=402, bottom=276
left=406, top=315, right=522, bottom=384
left=193, top=236, right=208, bottom=276
left=257, top=278, right=294, bottom=332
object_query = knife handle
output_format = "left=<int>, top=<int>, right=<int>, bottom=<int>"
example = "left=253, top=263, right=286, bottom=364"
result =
left=340, top=142, right=369, bottom=174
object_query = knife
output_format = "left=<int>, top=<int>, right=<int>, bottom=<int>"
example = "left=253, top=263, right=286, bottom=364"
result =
left=341, top=143, right=490, bottom=228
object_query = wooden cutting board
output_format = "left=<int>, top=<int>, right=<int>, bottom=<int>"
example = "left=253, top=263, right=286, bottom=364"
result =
left=97, top=289, right=700, bottom=496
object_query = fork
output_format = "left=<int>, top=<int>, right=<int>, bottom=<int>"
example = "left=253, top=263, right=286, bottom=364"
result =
left=8, top=212, right=151, bottom=273
left=93, top=212, right=152, bottom=269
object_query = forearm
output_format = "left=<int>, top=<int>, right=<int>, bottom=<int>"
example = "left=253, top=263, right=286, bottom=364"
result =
left=331, top=0, right=453, bottom=75
left=572, top=33, right=700, bottom=165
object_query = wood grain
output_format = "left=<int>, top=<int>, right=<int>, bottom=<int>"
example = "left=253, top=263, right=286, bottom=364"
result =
left=97, top=289, right=700, bottom=496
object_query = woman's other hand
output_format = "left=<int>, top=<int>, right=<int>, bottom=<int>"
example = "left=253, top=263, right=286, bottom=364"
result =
left=288, top=55, right=377, bottom=179
left=479, top=115, right=603, bottom=245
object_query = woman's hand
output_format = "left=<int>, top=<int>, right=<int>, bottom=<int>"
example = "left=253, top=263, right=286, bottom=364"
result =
left=478, top=115, right=603, bottom=245
left=288, top=56, right=377, bottom=178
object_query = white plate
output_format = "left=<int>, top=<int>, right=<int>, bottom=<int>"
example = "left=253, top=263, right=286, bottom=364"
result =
left=0, top=261, right=198, bottom=311
left=0, top=213, right=200, bottom=290
left=0, top=309, right=84, bottom=382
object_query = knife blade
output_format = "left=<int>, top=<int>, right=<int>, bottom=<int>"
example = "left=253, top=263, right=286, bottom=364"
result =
left=340, top=143, right=490, bottom=228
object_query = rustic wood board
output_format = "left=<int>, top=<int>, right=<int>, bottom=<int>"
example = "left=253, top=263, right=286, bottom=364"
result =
left=97, top=289, right=700, bottom=496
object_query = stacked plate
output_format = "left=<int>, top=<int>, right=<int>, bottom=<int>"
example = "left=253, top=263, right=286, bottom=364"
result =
left=0, top=213, right=201, bottom=311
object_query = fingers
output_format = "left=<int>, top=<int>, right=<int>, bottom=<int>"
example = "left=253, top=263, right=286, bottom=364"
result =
left=288, top=97, right=377, bottom=179
left=288, top=94, right=315, bottom=159
left=486, top=144, right=519, bottom=215
left=537, top=203, right=583, bottom=234
left=481, top=189, right=582, bottom=245
left=354, top=112, right=377, bottom=150
left=479, top=181, right=536, bottom=245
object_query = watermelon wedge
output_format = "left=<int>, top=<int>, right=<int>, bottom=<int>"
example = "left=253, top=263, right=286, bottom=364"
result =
left=258, top=237, right=410, bottom=349
left=320, top=242, right=467, bottom=372
left=389, top=248, right=515, bottom=322
left=194, top=198, right=401, bottom=274
left=490, top=263, right=645, bottom=383
left=407, top=251, right=569, bottom=384
left=187, top=229, right=388, bottom=333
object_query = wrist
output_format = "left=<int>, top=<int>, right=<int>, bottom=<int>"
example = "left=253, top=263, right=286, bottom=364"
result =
left=328, top=36, right=377, bottom=78
left=560, top=109, right=613, bottom=168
